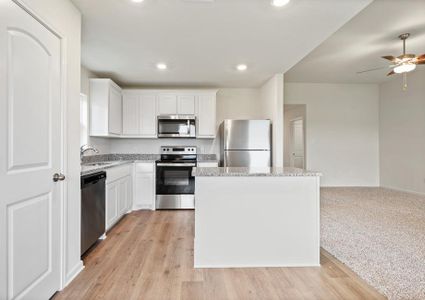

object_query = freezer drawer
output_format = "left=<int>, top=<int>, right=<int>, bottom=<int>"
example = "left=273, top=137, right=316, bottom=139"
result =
left=224, top=150, right=271, bottom=167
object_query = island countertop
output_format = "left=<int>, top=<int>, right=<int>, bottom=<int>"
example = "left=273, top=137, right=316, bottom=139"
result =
left=192, top=167, right=322, bottom=177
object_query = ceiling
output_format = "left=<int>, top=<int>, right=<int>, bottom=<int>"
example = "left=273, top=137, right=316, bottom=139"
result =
left=72, top=0, right=372, bottom=88
left=286, top=0, right=425, bottom=84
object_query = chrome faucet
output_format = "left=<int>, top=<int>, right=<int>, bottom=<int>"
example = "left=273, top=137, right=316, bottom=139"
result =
left=80, top=144, right=99, bottom=161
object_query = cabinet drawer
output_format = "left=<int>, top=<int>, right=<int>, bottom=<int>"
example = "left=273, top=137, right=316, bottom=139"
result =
left=106, top=164, right=132, bottom=183
left=135, top=162, right=155, bottom=173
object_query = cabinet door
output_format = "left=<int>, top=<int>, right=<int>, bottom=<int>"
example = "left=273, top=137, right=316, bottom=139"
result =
left=109, top=86, right=122, bottom=135
left=126, top=176, right=133, bottom=211
left=134, top=171, right=155, bottom=210
left=139, top=94, right=157, bottom=137
left=158, top=94, right=177, bottom=115
left=106, top=182, right=118, bottom=230
left=197, top=94, right=216, bottom=138
left=177, top=95, right=195, bottom=114
left=122, top=94, right=139, bottom=135
left=118, top=178, right=128, bottom=216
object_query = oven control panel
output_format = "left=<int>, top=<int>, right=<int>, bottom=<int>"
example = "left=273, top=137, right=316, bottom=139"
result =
left=160, top=146, right=197, bottom=155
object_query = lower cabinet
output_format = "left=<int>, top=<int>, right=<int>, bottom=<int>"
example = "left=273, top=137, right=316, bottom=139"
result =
left=106, top=165, right=133, bottom=231
left=133, top=162, right=156, bottom=210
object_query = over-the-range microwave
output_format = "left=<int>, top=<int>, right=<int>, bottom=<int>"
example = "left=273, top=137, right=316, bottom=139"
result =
left=157, top=115, right=196, bottom=138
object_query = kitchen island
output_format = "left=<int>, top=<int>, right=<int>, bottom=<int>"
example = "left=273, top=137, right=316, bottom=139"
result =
left=193, top=167, right=322, bottom=268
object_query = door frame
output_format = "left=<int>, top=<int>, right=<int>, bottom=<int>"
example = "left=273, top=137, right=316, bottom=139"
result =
left=12, top=0, right=69, bottom=290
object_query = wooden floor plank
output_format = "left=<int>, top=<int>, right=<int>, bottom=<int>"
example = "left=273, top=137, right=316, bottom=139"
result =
left=54, top=210, right=386, bottom=300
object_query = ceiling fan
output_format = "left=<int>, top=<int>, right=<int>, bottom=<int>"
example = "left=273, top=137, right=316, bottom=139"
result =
left=358, top=33, right=425, bottom=90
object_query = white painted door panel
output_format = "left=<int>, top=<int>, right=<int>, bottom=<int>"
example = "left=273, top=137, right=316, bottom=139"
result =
left=118, top=177, right=129, bottom=215
left=0, top=2, right=62, bottom=300
left=122, top=94, right=139, bottom=135
left=290, top=119, right=305, bottom=169
left=197, top=94, right=216, bottom=138
left=158, top=94, right=177, bottom=115
left=106, top=182, right=118, bottom=230
left=177, top=95, right=195, bottom=114
left=109, top=86, right=122, bottom=135
left=139, top=94, right=157, bottom=137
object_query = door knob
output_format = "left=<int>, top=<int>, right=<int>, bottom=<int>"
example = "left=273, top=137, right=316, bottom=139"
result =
left=53, top=173, right=66, bottom=182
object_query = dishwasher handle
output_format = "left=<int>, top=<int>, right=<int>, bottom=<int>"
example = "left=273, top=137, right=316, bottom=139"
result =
left=81, top=171, right=106, bottom=187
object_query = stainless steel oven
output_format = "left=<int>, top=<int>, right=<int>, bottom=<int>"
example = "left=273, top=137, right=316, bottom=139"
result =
left=156, top=146, right=197, bottom=209
left=157, top=115, right=196, bottom=138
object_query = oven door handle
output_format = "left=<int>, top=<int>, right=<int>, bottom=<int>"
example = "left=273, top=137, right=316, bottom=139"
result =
left=156, top=163, right=196, bottom=167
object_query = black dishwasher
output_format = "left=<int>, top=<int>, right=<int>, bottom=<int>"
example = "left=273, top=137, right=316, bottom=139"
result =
left=81, top=171, right=106, bottom=256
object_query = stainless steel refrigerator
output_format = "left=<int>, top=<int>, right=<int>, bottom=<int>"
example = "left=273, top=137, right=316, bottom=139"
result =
left=220, top=119, right=272, bottom=167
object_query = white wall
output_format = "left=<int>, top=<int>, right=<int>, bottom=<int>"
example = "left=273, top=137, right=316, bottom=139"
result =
left=284, top=83, right=380, bottom=187
left=379, top=69, right=425, bottom=194
left=260, top=75, right=284, bottom=167
left=18, top=0, right=83, bottom=288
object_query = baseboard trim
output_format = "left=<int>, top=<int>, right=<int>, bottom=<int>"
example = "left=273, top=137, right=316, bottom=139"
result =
left=380, top=185, right=425, bottom=196
left=64, top=260, right=84, bottom=288
left=194, top=263, right=321, bottom=269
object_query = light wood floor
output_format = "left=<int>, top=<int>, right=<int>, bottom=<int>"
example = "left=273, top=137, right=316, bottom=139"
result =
left=54, top=211, right=386, bottom=300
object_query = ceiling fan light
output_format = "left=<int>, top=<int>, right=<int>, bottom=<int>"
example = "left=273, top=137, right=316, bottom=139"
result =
left=394, top=63, right=416, bottom=74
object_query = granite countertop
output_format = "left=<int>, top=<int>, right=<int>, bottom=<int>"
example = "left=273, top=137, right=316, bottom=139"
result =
left=192, top=167, right=322, bottom=177
left=81, top=153, right=218, bottom=175
left=81, top=161, right=134, bottom=176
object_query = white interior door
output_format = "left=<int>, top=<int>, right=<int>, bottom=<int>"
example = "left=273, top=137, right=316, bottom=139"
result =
left=0, top=2, right=62, bottom=299
left=290, top=119, right=305, bottom=169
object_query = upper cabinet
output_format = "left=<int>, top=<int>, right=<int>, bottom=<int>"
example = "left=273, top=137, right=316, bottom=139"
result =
left=177, top=95, right=196, bottom=115
left=92, top=80, right=216, bottom=139
left=158, top=94, right=177, bottom=115
left=90, top=79, right=122, bottom=136
left=122, top=91, right=157, bottom=138
left=157, top=93, right=196, bottom=115
left=196, top=93, right=217, bottom=138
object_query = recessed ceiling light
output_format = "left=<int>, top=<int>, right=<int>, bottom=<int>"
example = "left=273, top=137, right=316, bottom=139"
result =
left=236, top=64, right=247, bottom=71
left=156, top=63, right=167, bottom=70
left=271, top=0, right=290, bottom=7
left=131, top=0, right=144, bottom=3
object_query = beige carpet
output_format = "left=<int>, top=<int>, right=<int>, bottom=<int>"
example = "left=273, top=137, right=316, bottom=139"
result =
left=321, top=187, right=425, bottom=300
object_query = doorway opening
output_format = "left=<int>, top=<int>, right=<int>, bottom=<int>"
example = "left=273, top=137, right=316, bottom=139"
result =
left=284, top=104, right=306, bottom=169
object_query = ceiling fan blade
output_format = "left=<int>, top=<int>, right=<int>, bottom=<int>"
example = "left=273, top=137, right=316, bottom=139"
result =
left=382, top=55, right=398, bottom=62
left=416, top=54, right=425, bottom=64
left=387, top=70, right=396, bottom=76
left=398, top=54, right=415, bottom=60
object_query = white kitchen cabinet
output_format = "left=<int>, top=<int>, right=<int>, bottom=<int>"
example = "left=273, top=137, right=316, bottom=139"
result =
left=158, top=94, right=178, bottom=115
left=122, top=92, right=157, bottom=137
left=106, top=182, right=119, bottom=230
left=196, top=93, right=217, bottom=138
left=121, top=89, right=216, bottom=139
left=90, top=78, right=122, bottom=136
left=122, top=94, right=139, bottom=135
left=158, top=93, right=196, bottom=115
left=118, top=176, right=131, bottom=216
left=133, top=162, right=155, bottom=210
left=139, top=94, right=157, bottom=137
left=106, top=164, right=133, bottom=231
left=177, top=95, right=196, bottom=114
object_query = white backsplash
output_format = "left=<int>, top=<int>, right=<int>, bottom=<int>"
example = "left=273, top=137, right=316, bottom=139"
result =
left=104, top=137, right=220, bottom=155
